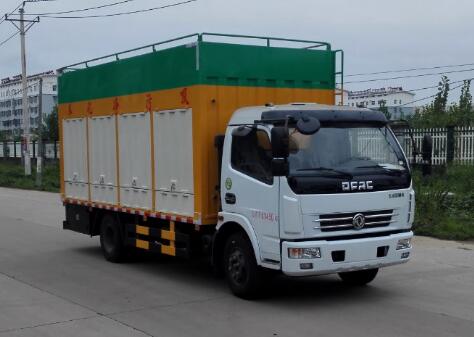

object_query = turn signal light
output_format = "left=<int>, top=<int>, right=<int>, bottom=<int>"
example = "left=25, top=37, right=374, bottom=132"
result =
left=288, top=247, right=321, bottom=259
left=397, top=238, right=412, bottom=250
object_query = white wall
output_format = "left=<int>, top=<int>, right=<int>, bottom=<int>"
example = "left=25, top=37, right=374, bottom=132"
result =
left=348, top=91, right=414, bottom=108
left=0, top=75, right=57, bottom=99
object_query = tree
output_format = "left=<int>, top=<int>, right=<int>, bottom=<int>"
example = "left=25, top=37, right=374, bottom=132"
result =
left=43, top=106, right=58, bottom=141
left=378, top=99, right=391, bottom=120
left=408, top=76, right=453, bottom=128
left=458, top=80, right=473, bottom=125
left=433, top=75, right=450, bottom=115
left=407, top=76, right=474, bottom=127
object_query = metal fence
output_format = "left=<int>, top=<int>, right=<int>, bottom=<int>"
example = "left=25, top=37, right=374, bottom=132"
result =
left=1, top=126, right=473, bottom=165
left=394, top=126, right=474, bottom=165
left=0, top=141, right=59, bottom=159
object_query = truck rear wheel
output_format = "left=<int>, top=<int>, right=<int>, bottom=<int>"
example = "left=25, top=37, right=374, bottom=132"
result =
left=223, top=232, right=263, bottom=299
left=100, top=214, right=126, bottom=263
left=338, top=268, right=378, bottom=286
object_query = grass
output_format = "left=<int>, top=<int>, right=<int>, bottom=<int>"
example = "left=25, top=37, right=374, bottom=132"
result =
left=0, top=160, right=60, bottom=193
left=413, top=165, right=474, bottom=241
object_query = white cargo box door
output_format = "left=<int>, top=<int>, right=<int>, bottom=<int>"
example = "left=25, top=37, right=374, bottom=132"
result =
left=63, top=118, right=88, bottom=200
left=154, top=108, right=194, bottom=217
left=89, top=115, right=117, bottom=204
left=118, top=112, right=152, bottom=209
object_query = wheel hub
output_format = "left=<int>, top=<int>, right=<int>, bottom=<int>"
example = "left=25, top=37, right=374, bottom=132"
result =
left=228, top=249, right=247, bottom=284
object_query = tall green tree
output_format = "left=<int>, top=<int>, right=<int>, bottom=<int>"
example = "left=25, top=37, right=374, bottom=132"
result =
left=43, top=106, right=58, bottom=141
left=408, top=76, right=452, bottom=127
left=433, top=75, right=450, bottom=115
left=458, top=80, right=472, bottom=124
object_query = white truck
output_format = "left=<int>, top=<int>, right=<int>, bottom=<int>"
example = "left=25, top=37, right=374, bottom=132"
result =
left=59, top=34, right=414, bottom=298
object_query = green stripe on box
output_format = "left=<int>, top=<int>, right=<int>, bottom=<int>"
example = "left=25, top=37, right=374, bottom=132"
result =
left=59, top=41, right=336, bottom=104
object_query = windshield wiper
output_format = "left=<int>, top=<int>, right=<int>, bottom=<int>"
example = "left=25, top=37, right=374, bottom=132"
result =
left=296, top=167, right=353, bottom=179
left=356, top=165, right=405, bottom=175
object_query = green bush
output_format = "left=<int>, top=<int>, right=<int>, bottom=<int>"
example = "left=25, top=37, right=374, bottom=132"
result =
left=413, top=165, right=474, bottom=240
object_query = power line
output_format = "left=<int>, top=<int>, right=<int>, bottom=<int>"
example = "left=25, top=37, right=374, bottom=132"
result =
left=0, top=0, right=59, bottom=26
left=36, top=0, right=198, bottom=19
left=0, top=30, right=20, bottom=48
left=404, top=77, right=474, bottom=93
left=399, top=80, right=471, bottom=107
left=346, top=62, right=474, bottom=77
left=346, top=78, right=472, bottom=109
left=344, top=77, right=474, bottom=95
left=20, top=0, right=140, bottom=16
left=344, top=68, right=474, bottom=84
left=0, top=2, right=24, bottom=26
left=0, top=1, right=42, bottom=49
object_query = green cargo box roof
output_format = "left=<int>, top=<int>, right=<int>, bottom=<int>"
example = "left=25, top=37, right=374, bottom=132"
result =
left=58, top=33, right=340, bottom=104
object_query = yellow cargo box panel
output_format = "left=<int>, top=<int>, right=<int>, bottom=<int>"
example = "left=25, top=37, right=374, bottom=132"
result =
left=58, top=34, right=338, bottom=225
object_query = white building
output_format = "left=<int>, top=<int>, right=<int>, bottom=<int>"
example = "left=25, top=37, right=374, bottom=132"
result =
left=345, top=87, right=415, bottom=119
left=0, top=71, right=58, bottom=135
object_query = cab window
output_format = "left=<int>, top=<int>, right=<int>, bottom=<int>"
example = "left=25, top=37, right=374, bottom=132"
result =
left=231, top=129, right=273, bottom=184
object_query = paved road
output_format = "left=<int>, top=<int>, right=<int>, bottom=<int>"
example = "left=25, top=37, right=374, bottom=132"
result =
left=0, top=187, right=473, bottom=337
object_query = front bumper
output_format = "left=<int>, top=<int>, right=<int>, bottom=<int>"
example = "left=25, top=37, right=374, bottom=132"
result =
left=281, top=231, right=413, bottom=276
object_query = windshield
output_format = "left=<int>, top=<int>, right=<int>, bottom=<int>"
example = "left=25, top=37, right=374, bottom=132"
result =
left=288, top=125, right=408, bottom=177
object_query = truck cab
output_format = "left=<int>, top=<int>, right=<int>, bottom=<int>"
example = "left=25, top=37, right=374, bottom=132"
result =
left=215, top=103, right=414, bottom=296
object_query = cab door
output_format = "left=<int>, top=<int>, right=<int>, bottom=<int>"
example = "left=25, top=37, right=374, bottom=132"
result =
left=220, top=126, right=280, bottom=262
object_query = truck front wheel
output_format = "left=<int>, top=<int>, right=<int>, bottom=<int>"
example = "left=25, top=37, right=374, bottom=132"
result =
left=223, top=232, right=263, bottom=298
left=338, top=268, right=378, bottom=286
left=100, top=214, right=126, bottom=263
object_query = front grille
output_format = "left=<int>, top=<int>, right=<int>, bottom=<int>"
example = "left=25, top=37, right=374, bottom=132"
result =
left=314, top=209, right=396, bottom=232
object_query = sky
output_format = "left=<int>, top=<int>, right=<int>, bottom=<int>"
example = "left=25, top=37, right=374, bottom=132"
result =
left=0, top=0, right=473, bottom=105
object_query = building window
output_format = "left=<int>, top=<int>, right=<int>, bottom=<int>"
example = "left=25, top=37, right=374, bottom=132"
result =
left=52, top=85, right=57, bottom=92
left=371, top=101, right=376, bottom=105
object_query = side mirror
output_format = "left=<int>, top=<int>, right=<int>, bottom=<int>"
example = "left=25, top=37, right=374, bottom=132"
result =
left=271, top=126, right=289, bottom=159
left=232, top=126, right=253, bottom=137
left=421, top=135, right=433, bottom=176
left=296, top=116, right=320, bottom=135
left=272, top=158, right=289, bottom=177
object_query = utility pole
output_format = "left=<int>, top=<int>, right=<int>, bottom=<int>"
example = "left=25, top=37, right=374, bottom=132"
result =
left=19, top=7, right=31, bottom=175
left=36, top=77, right=43, bottom=186
left=5, top=6, right=39, bottom=176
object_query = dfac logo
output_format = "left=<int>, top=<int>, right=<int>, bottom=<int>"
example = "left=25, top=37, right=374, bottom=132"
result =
left=352, top=213, right=366, bottom=230
left=342, top=181, right=374, bottom=191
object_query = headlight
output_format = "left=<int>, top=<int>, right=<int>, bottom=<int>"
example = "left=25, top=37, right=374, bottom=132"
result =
left=397, top=238, right=411, bottom=250
left=288, top=247, right=321, bottom=259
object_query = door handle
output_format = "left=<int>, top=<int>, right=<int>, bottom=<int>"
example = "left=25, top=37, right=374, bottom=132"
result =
left=225, top=193, right=236, bottom=204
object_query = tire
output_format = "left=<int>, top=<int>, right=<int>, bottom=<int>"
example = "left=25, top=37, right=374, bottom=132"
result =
left=99, top=214, right=126, bottom=263
left=223, top=232, right=264, bottom=299
left=338, top=268, right=379, bottom=286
